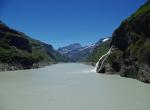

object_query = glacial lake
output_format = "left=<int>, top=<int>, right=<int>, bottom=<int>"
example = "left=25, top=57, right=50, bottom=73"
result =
left=0, top=63, right=150, bottom=110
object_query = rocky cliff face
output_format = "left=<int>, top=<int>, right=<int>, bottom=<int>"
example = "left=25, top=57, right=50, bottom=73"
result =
left=0, top=21, right=67, bottom=71
left=96, top=1, right=150, bottom=83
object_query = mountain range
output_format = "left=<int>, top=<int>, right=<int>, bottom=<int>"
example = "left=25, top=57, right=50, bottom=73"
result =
left=0, top=20, right=109, bottom=70
left=58, top=38, right=110, bottom=62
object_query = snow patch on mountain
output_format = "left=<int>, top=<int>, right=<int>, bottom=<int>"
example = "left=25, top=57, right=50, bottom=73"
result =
left=102, top=38, right=109, bottom=42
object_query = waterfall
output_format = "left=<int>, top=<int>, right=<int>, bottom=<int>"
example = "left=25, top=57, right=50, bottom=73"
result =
left=94, top=46, right=113, bottom=72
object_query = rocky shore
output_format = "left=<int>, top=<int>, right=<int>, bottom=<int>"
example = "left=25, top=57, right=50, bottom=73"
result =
left=0, top=62, right=56, bottom=72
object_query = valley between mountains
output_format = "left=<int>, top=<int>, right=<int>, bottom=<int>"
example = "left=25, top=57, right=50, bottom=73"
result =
left=0, top=1, right=150, bottom=83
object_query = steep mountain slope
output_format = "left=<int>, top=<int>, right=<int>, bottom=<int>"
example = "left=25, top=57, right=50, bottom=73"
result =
left=0, top=21, right=67, bottom=71
left=85, top=38, right=111, bottom=63
left=58, top=43, right=95, bottom=62
left=85, top=37, right=111, bottom=63
left=96, top=1, right=150, bottom=83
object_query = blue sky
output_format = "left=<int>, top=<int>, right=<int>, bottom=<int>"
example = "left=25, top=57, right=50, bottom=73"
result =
left=0, top=0, right=147, bottom=49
